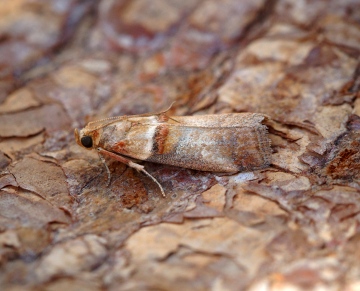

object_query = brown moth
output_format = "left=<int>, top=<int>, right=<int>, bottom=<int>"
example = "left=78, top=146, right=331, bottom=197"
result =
left=74, top=108, right=272, bottom=196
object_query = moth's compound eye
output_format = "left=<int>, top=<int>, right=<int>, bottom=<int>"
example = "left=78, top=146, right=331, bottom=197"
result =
left=81, top=136, right=93, bottom=148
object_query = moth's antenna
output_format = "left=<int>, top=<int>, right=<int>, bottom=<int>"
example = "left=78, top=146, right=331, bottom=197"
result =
left=87, top=116, right=129, bottom=132
left=168, top=116, right=181, bottom=123
left=86, top=102, right=177, bottom=132
left=161, top=101, right=176, bottom=113
left=87, top=115, right=128, bottom=126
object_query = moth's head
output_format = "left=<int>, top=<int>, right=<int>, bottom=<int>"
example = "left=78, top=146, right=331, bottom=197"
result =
left=74, top=128, right=98, bottom=150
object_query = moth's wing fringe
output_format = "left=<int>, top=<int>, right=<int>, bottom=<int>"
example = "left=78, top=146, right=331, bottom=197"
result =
left=256, top=123, right=272, bottom=168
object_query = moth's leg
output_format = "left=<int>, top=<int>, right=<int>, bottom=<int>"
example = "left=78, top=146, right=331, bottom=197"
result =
left=97, top=151, right=111, bottom=186
left=97, top=148, right=165, bottom=197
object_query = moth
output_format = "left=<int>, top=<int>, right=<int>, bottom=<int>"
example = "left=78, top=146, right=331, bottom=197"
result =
left=74, top=108, right=272, bottom=196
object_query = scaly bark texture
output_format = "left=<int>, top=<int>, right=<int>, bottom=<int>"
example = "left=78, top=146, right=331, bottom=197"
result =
left=0, top=0, right=359, bottom=290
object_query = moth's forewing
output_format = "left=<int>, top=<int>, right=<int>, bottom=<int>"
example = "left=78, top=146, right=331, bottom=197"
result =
left=97, top=114, right=271, bottom=172
left=147, top=123, right=271, bottom=172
